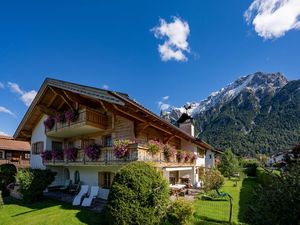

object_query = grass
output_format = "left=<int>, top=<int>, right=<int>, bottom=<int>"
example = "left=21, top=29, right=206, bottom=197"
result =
left=0, top=197, right=102, bottom=225
left=190, top=177, right=258, bottom=225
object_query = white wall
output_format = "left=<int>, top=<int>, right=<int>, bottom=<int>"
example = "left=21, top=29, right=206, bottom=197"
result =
left=205, top=149, right=215, bottom=168
left=30, top=115, right=49, bottom=169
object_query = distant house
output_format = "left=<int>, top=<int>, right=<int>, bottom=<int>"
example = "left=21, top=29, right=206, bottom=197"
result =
left=14, top=78, right=217, bottom=197
left=0, top=135, right=30, bottom=168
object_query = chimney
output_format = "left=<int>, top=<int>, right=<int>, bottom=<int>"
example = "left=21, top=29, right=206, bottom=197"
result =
left=179, top=120, right=195, bottom=137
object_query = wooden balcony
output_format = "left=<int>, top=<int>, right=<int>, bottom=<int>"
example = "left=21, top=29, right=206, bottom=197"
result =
left=43, top=144, right=197, bottom=167
left=0, top=158, right=30, bottom=168
left=46, top=108, right=108, bottom=138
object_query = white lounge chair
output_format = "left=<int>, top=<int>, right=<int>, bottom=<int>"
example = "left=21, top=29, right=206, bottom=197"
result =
left=72, top=185, right=89, bottom=206
left=82, top=186, right=99, bottom=207
left=99, top=187, right=110, bottom=200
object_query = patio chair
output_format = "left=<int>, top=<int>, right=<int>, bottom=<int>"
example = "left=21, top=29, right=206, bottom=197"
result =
left=72, top=185, right=89, bottom=206
left=81, top=186, right=99, bottom=207
left=59, top=179, right=72, bottom=192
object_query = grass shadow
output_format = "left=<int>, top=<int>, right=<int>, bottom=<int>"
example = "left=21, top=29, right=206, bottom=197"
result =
left=238, top=177, right=258, bottom=223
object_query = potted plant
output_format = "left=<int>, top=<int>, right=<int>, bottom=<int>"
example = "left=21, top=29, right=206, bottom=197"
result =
left=185, top=151, right=193, bottom=163
left=41, top=150, right=52, bottom=161
left=163, top=144, right=177, bottom=162
left=43, top=116, right=55, bottom=130
left=65, top=109, right=79, bottom=122
left=54, top=112, right=65, bottom=123
left=51, top=149, right=64, bottom=160
left=113, top=139, right=134, bottom=159
left=147, top=140, right=162, bottom=156
left=191, top=154, right=197, bottom=163
left=64, top=147, right=78, bottom=161
left=84, top=144, right=101, bottom=161
left=176, top=150, right=187, bottom=162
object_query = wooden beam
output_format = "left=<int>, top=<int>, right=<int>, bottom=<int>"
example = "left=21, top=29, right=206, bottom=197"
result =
left=47, top=93, right=57, bottom=107
left=99, top=100, right=108, bottom=112
left=36, top=104, right=58, bottom=116
left=134, top=122, right=150, bottom=137
left=49, top=86, right=73, bottom=109
left=163, top=135, right=175, bottom=144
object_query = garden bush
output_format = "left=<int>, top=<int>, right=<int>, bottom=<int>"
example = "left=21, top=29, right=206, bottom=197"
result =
left=243, top=160, right=259, bottom=177
left=202, top=169, right=224, bottom=192
left=16, top=169, right=56, bottom=203
left=166, top=199, right=194, bottom=225
left=256, top=167, right=276, bottom=187
left=106, top=161, right=170, bottom=225
left=0, top=164, right=17, bottom=196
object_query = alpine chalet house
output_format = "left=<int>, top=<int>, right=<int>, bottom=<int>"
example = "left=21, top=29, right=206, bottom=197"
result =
left=14, top=78, right=216, bottom=197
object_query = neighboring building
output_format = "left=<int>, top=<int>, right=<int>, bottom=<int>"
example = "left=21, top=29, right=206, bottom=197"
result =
left=14, top=78, right=217, bottom=197
left=0, top=135, right=30, bottom=168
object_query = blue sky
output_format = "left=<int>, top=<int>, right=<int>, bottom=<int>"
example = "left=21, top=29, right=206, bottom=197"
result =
left=0, top=0, right=300, bottom=136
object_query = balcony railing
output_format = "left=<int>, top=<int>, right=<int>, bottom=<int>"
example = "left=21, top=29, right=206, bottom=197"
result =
left=0, top=158, right=30, bottom=168
left=43, top=144, right=197, bottom=166
left=45, top=108, right=108, bottom=136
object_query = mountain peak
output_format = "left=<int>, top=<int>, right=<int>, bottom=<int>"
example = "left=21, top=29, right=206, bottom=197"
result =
left=161, top=72, right=288, bottom=122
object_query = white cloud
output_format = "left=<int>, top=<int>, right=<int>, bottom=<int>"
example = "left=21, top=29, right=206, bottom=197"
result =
left=162, top=96, right=169, bottom=101
left=0, top=106, right=14, bottom=116
left=152, top=16, right=190, bottom=61
left=7, top=82, right=37, bottom=107
left=0, top=131, right=10, bottom=136
left=102, top=84, right=109, bottom=90
left=157, top=96, right=171, bottom=111
left=245, top=0, right=300, bottom=39
left=0, top=82, right=4, bottom=89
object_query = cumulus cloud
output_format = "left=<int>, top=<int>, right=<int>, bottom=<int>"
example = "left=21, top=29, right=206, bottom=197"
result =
left=244, top=0, right=300, bottom=39
left=102, top=84, right=109, bottom=90
left=0, top=131, right=10, bottom=136
left=0, top=106, right=14, bottom=116
left=152, top=16, right=190, bottom=61
left=7, top=82, right=37, bottom=107
left=158, top=96, right=171, bottom=111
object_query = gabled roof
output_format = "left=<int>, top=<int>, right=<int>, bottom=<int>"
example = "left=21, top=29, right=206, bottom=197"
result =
left=0, top=136, right=30, bottom=152
left=14, top=78, right=214, bottom=151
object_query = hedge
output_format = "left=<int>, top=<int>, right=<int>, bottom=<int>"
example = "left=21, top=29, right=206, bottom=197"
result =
left=256, top=167, right=278, bottom=187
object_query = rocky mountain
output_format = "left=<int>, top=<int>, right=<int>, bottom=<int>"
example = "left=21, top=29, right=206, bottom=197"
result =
left=161, top=72, right=300, bottom=156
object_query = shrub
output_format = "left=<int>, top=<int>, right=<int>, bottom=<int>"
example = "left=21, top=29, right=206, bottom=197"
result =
left=256, top=167, right=276, bottom=187
left=16, top=169, right=56, bottom=203
left=84, top=144, right=101, bottom=160
left=245, top=163, right=300, bottom=225
left=243, top=160, right=259, bottom=177
left=64, top=147, right=78, bottom=161
left=0, top=190, right=3, bottom=207
left=0, top=164, right=17, bottom=196
left=218, top=148, right=240, bottom=178
left=202, top=169, right=224, bottom=192
left=147, top=140, right=162, bottom=155
left=106, top=162, right=170, bottom=225
left=166, top=199, right=194, bottom=225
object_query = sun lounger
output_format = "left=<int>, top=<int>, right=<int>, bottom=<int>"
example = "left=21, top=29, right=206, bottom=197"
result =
left=82, top=186, right=99, bottom=207
left=72, top=185, right=89, bottom=206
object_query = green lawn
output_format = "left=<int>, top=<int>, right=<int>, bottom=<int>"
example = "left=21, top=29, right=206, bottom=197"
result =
left=191, top=177, right=258, bottom=225
left=0, top=197, right=102, bottom=225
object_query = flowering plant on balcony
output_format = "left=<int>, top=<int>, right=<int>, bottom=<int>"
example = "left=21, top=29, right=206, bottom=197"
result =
left=163, top=144, right=177, bottom=162
left=64, top=147, right=78, bottom=161
left=51, top=149, right=64, bottom=160
left=65, top=109, right=79, bottom=122
left=43, top=116, right=55, bottom=130
left=147, top=140, right=163, bottom=156
left=113, top=139, right=135, bottom=159
left=191, top=153, right=197, bottom=163
left=84, top=144, right=101, bottom=161
left=41, top=150, right=52, bottom=161
left=176, top=150, right=187, bottom=162
left=54, top=112, right=65, bottom=123
left=185, top=151, right=193, bottom=162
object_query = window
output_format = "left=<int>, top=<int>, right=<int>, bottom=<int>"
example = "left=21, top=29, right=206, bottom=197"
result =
left=52, top=141, right=63, bottom=151
left=0, top=151, right=3, bottom=159
left=6, top=152, right=12, bottom=159
left=32, top=142, right=44, bottom=155
left=104, top=135, right=112, bottom=147
left=209, top=154, right=212, bottom=159
left=74, top=171, right=80, bottom=184
left=98, top=172, right=113, bottom=189
left=197, top=148, right=205, bottom=157
left=24, top=153, right=30, bottom=159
